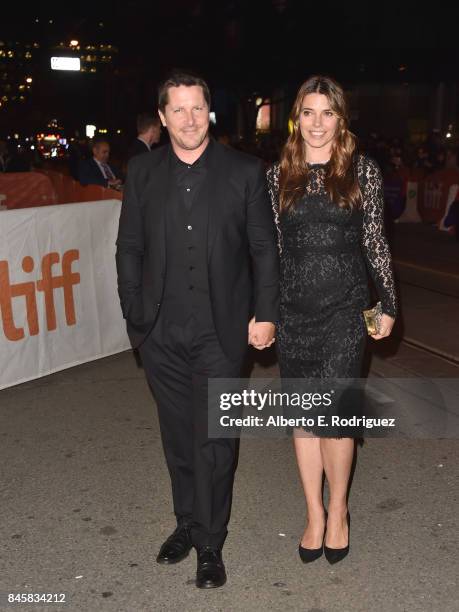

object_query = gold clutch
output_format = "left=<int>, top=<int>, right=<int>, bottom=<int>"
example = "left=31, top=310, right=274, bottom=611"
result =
left=363, top=301, right=382, bottom=335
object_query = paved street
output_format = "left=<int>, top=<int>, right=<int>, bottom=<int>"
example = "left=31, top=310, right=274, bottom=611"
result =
left=1, top=223, right=458, bottom=612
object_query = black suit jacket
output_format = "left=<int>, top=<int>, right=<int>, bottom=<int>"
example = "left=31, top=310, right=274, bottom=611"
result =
left=78, top=158, right=120, bottom=187
left=127, top=138, right=150, bottom=161
left=116, top=141, right=279, bottom=360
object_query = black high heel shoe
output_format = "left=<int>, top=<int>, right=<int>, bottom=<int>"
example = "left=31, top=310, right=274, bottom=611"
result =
left=298, top=513, right=327, bottom=564
left=324, top=512, right=350, bottom=564
left=298, top=541, right=323, bottom=563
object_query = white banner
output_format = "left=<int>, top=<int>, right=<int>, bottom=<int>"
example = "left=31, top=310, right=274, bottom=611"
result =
left=439, top=184, right=459, bottom=231
left=0, top=200, right=131, bottom=390
left=397, top=181, right=422, bottom=223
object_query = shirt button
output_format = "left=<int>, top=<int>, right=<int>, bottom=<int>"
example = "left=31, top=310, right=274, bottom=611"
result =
left=187, top=225, right=192, bottom=230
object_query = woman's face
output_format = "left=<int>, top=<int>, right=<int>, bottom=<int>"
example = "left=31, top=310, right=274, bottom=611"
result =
left=299, top=93, right=339, bottom=157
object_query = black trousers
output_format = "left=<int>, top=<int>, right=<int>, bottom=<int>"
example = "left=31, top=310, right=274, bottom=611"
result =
left=138, top=311, right=243, bottom=549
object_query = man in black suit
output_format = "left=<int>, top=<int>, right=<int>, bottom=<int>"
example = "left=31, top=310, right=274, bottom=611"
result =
left=127, top=112, right=161, bottom=160
left=78, top=138, right=122, bottom=188
left=116, top=72, right=279, bottom=589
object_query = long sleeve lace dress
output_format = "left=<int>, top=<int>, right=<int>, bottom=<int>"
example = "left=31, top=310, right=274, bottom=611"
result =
left=266, top=155, right=397, bottom=381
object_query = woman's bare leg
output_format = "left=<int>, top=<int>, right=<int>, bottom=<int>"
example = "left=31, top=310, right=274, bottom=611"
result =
left=293, top=429, right=326, bottom=548
left=320, top=438, right=354, bottom=548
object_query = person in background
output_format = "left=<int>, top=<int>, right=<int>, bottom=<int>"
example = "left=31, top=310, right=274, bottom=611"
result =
left=413, top=145, right=433, bottom=174
left=0, top=140, right=11, bottom=172
left=78, top=138, right=122, bottom=188
left=445, top=147, right=458, bottom=169
left=127, top=112, right=161, bottom=160
left=1, top=140, right=31, bottom=172
left=68, top=137, right=90, bottom=180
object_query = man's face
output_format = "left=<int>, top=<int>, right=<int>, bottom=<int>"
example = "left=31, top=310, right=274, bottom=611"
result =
left=93, top=142, right=110, bottom=163
left=158, top=85, right=209, bottom=152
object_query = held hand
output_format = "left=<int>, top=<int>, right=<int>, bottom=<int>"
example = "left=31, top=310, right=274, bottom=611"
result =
left=371, top=313, right=395, bottom=340
left=248, top=318, right=276, bottom=350
left=248, top=316, right=256, bottom=344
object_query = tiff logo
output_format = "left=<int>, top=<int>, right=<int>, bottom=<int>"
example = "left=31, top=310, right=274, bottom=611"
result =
left=0, top=250, right=80, bottom=341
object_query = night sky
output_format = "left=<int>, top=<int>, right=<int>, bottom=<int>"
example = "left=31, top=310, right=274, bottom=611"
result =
left=1, top=1, right=459, bottom=136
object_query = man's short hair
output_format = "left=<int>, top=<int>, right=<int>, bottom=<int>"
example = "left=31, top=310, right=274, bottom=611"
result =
left=137, top=112, right=160, bottom=134
left=91, top=137, right=109, bottom=150
left=158, top=71, right=211, bottom=113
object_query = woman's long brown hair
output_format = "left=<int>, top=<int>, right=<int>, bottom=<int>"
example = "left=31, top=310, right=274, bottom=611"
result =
left=279, top=75, right=361, bottom=212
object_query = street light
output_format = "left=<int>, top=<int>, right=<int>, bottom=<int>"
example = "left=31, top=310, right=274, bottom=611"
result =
left=26, top=77, right=33, bottom=83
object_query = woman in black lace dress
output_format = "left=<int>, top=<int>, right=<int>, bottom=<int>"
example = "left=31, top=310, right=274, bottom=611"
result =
left=266, top=76, right=397, bottom=564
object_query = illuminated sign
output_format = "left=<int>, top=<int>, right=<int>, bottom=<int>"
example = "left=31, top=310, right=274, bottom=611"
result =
left=86, top=125, right=96, bottom=138
left=50, top=57, right=81, bottom=71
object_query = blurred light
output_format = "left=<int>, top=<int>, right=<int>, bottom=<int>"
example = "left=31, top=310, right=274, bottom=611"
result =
left=446, top=132, right=452, bottom=139
left=35, top=18, right=39, bottom=23
left=30, top=145, right=35, bottom=150
left=86, top=124, right=96, bottom=138
left=50, top=57, right=80, bottom=71
left=399, top=65, right=407, bottom=72
left=70, top=40, right=79, bottom=47
left=209, top=112, right=216, bottom=125
left=49, top=19, right=53, bottom=24
left=26, top=77, right=32, bottom=83
left=288, top=118, right=294, bottom=134
left=14, top=133, right=19, bottom=139
left=99, top=22, right=104, bottom=27
left=255, top=97, right=263, bottom=106
left=116, top=129, right=122, bottom=134
left=98, top=128, right=108, bottom=134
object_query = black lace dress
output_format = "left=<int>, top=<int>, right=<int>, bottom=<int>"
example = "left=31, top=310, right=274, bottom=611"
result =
left=266, top=155, right=397, bottom=385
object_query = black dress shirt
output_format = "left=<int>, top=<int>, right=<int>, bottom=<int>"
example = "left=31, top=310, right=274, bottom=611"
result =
left=162, top=140, right=214, bottom=324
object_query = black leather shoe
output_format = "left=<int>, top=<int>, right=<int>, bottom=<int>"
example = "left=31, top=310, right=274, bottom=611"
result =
left=324, top=513, right=350, bottom=564
left=196, top=546, right=226, bottom=589
left=156, top=525, right=192, bottom=564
